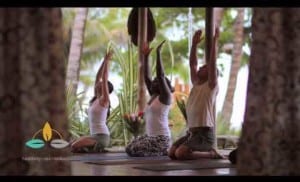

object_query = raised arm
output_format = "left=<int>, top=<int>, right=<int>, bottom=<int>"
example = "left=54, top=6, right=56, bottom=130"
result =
left=156, top=40, right=172, bottom=105
left=95, top=56, right=106, bottom=90
left=99, top=50, right=113, bottom=107
left=142, top=42, right=153, bottom=95
left=189, top=29, right=204, bottom=85
left=208, top=27, right=219, bottom=89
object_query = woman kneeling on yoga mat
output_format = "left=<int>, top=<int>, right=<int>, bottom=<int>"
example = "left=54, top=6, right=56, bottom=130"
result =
left=125, top=40, right=174, bottom=157
left=71, top=49, right=113, bottom=153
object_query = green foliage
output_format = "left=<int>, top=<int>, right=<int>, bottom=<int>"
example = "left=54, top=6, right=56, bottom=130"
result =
left=123, top=112, right=145, bottom=139
left=165, top=39, right=190, bottom=82
left=66, top=85, right=90, bottom=139
left=106, top=105, right=125, bottom=146
left=169, top=103, right=186, bottom=142
left=62, top=8, right=131, bottom=71
left=216, top=112, right=240, bottom=136
left=106, top=41, right=139, bottom=146
left=169, top=93, right=189, bottom=141
left=175, top=97, right=187, bottom=121
left=152, top=8, right=205, bottom=84
left=62, top=8, right=76, bottom=60
left=79, top=74, right=94, bottom=86
left=218, top=62, right=225, bottom=77
left=241, top=52, right=250, bottom=68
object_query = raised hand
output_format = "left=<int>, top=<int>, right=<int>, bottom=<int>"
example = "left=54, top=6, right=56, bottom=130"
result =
left=157, top=40, right=166, bottom=52
left=104, top=49, right=113, bottom=61
left=192, top=29, right=203, bottom=45
left=142, top=42, right=153, bottom=56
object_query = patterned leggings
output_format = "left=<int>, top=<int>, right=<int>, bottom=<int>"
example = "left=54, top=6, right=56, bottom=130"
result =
left=125, top=135, right=171, bottom=157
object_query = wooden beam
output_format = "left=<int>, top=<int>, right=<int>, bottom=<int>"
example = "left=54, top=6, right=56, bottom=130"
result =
left=137, top=8, right=148, bottom=112
left=205, top=8, right=214, bottom=64
left=205, top=8, right=218, bottom=149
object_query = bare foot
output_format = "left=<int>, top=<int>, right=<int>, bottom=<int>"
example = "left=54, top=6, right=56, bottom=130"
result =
left=210, top=148, right=227, bottom=159
left=71, top=136, right=97, bottom=152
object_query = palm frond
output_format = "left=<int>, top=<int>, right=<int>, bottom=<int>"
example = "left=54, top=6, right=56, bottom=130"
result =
left=175, top=96, right=187, bottom=122
left=66, top=84, right=89, bottom=139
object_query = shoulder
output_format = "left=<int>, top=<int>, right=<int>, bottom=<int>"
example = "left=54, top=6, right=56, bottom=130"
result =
left=208, top=79, right=218, bottom=90
left=209, top=82, right=219, bottom=94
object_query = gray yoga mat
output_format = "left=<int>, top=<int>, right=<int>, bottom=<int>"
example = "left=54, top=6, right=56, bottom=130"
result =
left=68, top=153, right=130, bottom=161
left=133, top=160, right=234, bottom=171
left=68, top=153, right=170, bottom=164
left=85, top=156, right=170, bottom=165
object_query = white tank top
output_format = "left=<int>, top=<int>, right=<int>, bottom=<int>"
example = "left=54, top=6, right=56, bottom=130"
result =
left=144, top=96, right=171, bottom=137
left=88, top=99, right=110, bottom=135
left=186, top=81, right=218, bottom=128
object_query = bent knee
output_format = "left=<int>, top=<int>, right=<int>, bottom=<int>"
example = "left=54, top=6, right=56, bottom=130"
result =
left=71, top=137, right=96, bottom=149
left=168, top=146, right=177, bottom=159
left=174, top=146, right=191, bottom=160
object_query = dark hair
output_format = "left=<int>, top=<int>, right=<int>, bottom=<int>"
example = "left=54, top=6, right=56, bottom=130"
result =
left=108, top=81, right=114, bottom=94
left=153, top=77, right=174, bottom=93
left=94, top=80, right=114, bottom=95
left=165, top=77, right=175, bottom=93
left=89, top=80, right=114, bottom=118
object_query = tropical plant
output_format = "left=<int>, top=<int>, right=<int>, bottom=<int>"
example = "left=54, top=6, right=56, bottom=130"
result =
left=176, top=97, right=187, bottom=122
left=66, top=8, right=89, bottom=97
left=66, top=85, right=89, bottom=139
left=167, top=92, right=188, bottom=141
left=220, top=8, right=245, bottom=125
left=216, top=112, right=240, bottom=136
left=169, top=104, right=186, bottom=142
left=123, top=112, right=145, bottom=139
left=105, top=41, right=139, bottom=146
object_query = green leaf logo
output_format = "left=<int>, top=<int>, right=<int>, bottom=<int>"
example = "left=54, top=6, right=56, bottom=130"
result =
left=26, top=139, right=45, bottom=149
left=50, top=139, right=69, bottom=149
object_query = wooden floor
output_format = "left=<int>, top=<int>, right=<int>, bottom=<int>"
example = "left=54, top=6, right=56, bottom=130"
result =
left=68, top=149, right=236, bottom=176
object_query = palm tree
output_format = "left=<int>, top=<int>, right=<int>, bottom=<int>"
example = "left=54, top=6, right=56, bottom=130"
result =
left=136, top=8, right=148, bottom=112
left=214, top=8, right=225, bottom=55
left=215, top=8, right=225, bottom=28
left=66, top=8, right=89, bottom=96
left=62, top=8, right=76, bottom=61
left=220, top=8, right=245, bottom=126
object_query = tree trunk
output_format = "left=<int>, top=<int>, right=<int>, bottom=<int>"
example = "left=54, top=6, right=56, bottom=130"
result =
left=214, top=8, right=224, bottom=54
left=220, top=8, right=245, bottom=126
left=0, top=8, right=70, bottom=175
left=137, top=8, right=147, bottom=112
left=211, top=7, right=225, bottom=149
left=238, top=8, right=300, bottom=175
left=205, top=8, right=214, bottom=64
left=66, top=8, right=88, bottom=96
left=205, top=8, right=218, bottom=148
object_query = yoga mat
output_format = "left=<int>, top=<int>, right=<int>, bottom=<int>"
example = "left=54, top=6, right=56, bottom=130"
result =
left=68, top=153, right=170, bottom=163
left=85, top=156, right=170, bottom=165
left=68, top=153, right=130, bottom=161
left=133, top=159, right=234, bottom=171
